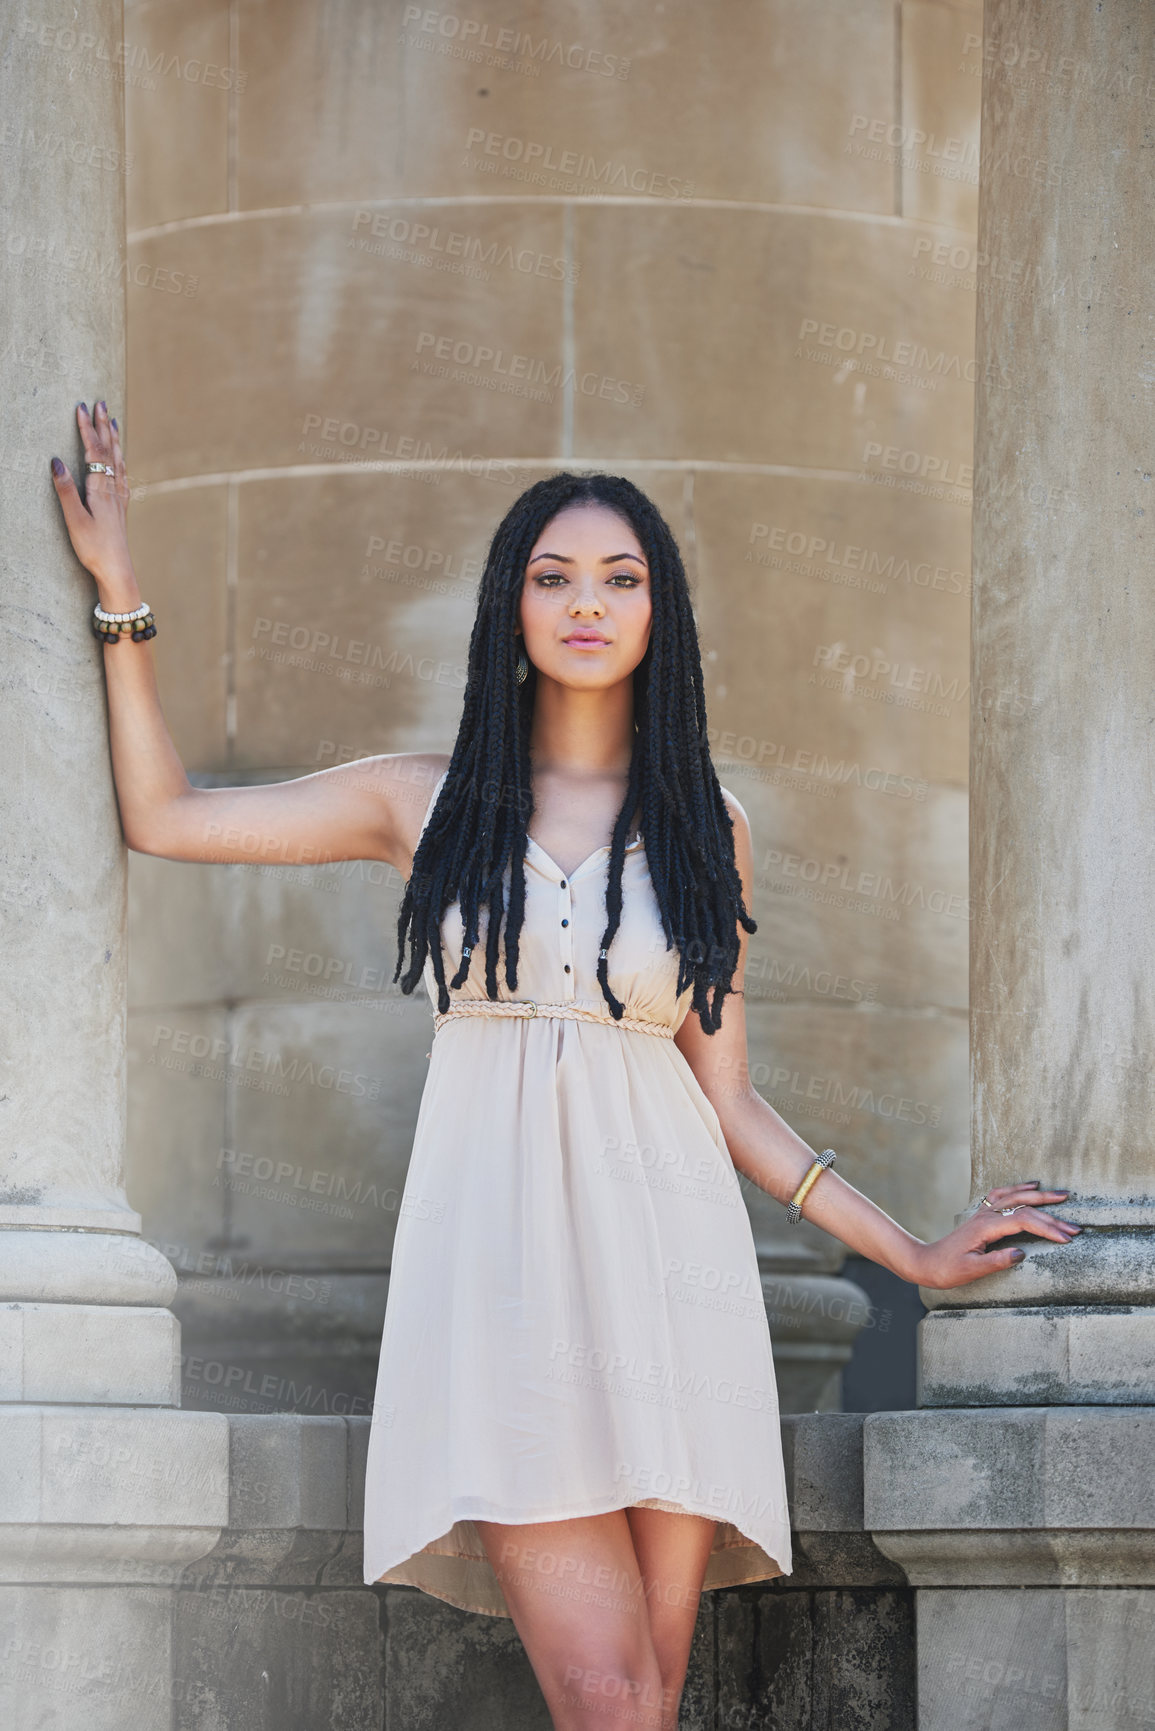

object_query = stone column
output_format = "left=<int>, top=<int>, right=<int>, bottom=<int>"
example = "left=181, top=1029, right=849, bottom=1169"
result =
left=0, top=7, right=177, bottom=1408
left=0, top=10, right=228, bottom=1726
left=865, top=5, right=1155, bottom=1725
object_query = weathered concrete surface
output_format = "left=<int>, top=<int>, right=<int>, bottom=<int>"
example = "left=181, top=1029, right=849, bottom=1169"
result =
left=968, top=0, right=1155, bottom=1275
left=920, top=1305, right=1155, bottom=1405
left=1, top=2, right=134, bottom=1241
left=0, top=0, right=188, bottom=1407
left=865, top=1407, right=1155, bottom=1584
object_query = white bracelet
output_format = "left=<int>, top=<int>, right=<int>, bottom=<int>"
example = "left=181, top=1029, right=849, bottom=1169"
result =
left=93, top=600, right=151, bottom=623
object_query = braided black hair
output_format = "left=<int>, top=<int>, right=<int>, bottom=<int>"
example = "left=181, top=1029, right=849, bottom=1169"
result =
left=392, top=471, right=756, bottom=1035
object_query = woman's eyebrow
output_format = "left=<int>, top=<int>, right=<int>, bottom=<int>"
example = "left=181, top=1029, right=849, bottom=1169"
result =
left=527, top=551, right=647, bottom=565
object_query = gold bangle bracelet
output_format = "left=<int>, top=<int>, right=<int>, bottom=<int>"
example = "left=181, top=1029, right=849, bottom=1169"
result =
left=786, top=1148, right=837, bottom=1224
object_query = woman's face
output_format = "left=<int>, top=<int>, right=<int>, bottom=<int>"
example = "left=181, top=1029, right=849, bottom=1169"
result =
left=518, top=502, right=653, bottom=691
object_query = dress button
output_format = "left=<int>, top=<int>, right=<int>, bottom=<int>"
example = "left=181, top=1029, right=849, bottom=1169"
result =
left=560, top=882, right=567, bottom=890
left=561, top=918, right=569, bottom=927
left=564, top=964, right=571, bottom=973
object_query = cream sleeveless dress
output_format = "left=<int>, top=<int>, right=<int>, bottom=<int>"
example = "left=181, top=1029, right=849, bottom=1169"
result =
left=362, top=768, right=793, bottom=1616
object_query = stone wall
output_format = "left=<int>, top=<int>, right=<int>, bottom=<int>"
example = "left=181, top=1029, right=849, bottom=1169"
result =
left=119, top=0, right=982, bottom=1418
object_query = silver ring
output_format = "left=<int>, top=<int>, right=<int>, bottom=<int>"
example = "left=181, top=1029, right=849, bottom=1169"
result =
left=980, top=1195, right=1023, bottom=1217
left=85, top=462, right=115, bottom=476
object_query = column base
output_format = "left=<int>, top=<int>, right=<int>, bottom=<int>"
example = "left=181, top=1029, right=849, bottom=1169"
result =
left=0, top=1305, right=181, bottom=1405
left=762, top=1274, right=873, bottom=1412
left=919, top=1306, right=1155, bottom=1404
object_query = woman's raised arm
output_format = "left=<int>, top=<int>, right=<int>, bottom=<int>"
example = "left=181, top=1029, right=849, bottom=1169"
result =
left=51, top=400, right=446, bottom=869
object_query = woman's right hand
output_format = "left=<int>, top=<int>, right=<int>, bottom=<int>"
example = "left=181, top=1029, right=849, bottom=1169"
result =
left=51, top=401, right=136, bottom=592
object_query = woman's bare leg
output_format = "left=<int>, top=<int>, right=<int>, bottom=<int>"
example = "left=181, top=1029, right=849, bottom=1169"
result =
left=474, top=1511, right=670, bottom=1729
left=625, top=1508, right=718, bottom=1729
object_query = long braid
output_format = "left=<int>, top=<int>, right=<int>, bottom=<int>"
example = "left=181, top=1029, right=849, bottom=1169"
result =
left=393, top=472, right=755, bottom=1036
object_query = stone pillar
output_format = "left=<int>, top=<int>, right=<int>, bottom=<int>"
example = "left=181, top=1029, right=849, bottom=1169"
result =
left=0, top=9, right=228, bottom=1725
left=0, top=8, right=177, bottom=1409
left=865, top=5, right=1155, bottom=1725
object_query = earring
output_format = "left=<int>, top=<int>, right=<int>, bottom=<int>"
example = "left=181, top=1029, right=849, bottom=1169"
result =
left=515, top=637, right=528, bottom=684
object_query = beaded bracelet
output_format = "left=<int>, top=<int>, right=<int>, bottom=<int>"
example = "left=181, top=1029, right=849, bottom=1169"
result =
left=92, top=599, right=157, bottom=644
left=786, top=1148, right=837, bottom=1224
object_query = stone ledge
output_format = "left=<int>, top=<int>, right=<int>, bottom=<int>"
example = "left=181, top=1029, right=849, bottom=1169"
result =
left=921, top=1227, right=1155, bottom=1309
left=0, top=1305, right=181, bottom=1405
left=919, top=1306, right=1155, bottom=1404
left=872, top=1528, right=1155, bottom=1587
left=865, top=1407, right=1155, bottom=1539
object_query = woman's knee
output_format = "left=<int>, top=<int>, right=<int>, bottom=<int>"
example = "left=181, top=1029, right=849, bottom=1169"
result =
left=553, top=1647, right=671, bottom=1725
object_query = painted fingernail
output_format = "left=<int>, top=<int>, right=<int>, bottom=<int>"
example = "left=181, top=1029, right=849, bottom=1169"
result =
left=51, top=456, right=64, bottom=476
left=111, top=417, right=118, bottom=430
left=1010, top=1248, right=1026, bottom=1261
left=78, top=402, right=87, bottom=413
left=97, top=400, right=107, bottom=414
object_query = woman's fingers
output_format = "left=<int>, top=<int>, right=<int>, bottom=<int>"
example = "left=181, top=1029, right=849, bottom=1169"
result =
left=51, top=400, right=132, bottom=577
left=977, top=1207, right=1081, bottom=1247
left=50, top=457, right=87, bottom=530
left=76, top=400, right=103, bottom=463
left=985, top=1183, right=1068, bottom=1205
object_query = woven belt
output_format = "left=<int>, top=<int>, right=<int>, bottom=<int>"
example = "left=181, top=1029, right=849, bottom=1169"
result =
left=432, top=999, right=674, bottom=1039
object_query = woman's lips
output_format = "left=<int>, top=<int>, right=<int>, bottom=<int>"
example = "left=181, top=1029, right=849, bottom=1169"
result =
left=563, top=635, right=610, bottom=647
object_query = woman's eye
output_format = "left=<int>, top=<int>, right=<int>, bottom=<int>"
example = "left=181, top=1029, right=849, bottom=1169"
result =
left=533, top=571, right=643, bottom=586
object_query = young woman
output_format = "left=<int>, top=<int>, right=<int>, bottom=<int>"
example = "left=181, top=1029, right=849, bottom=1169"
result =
left=53, top=402, right=1079, bottom=1731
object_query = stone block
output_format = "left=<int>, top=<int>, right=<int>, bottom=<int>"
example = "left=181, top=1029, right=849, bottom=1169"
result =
left=123, top=477, right=230, bottom=767
left=173, top=1581, right=385, bottom=1731
left=226, top=1413, right=348, bottom=1530
left=382, top=1583, right=553, bottom=1730
left=571, top=204, right=978, bottom=472
left=0, top=1582, right=176, bottom=1731
left=126, top=1003, right=230, bottom=1258
left=739, top=996, right=969, bottom=1253
left=900, top=2, right=982, bottom=230
left=917, top=1586, right=1155, bottom=1731
left=715, top=1582, right=916, bottom=1730
left=123, top=0, right=231, bottom=230
left=920, top=1305, right=1155, bottom=1405
left=127, top=206, right=567, bottom=483
left=692, top=467, right=973, bottom=795
left=865, top=1407, right=1155, bottom=1584
left=234, top=0, right=896, bottom=213
left=0, top=1304, right=180, bottom=1405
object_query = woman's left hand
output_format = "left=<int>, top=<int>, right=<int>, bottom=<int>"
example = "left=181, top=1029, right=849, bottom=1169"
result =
left=912, top=1183, right=1080, bottom=1289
